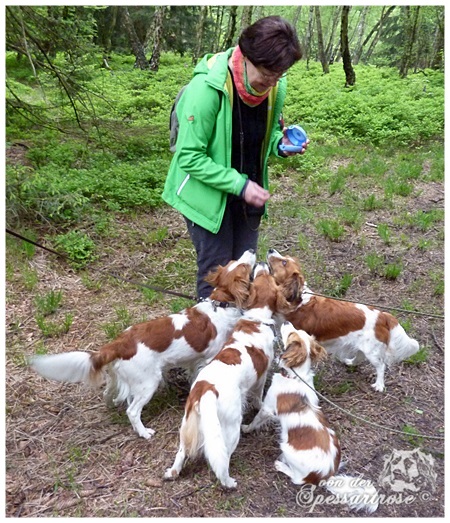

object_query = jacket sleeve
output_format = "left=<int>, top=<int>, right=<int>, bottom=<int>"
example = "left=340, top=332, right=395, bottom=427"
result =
left=175, top=76, right=247, bottom=196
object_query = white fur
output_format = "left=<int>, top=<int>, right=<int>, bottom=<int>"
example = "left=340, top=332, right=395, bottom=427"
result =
left=243, top=322, right=379, bottom=513
left=164, top=264, right=278, bottom=488
left=29, top=250, right=256, bottom=439
left=267, top=250, right=420, bottom=392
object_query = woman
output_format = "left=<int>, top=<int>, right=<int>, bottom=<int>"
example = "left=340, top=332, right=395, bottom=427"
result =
left=162, top=16, right=307, bottom=299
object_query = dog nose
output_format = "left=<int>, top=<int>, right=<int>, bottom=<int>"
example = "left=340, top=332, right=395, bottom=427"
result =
left=268, top=249, right=275, bottom=254
left=248, top=249, right=255, bottom=254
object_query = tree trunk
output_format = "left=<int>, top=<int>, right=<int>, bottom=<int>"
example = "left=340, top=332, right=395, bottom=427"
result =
left=149, top=6, right=166, bottom=71
left=315, top=6, right=329, bottom=74
left=193, top=5, right=208, bottom=65
left=399, top=6, right=420, bottom=78
left=222, top=6, right=238, bottom=49
left=361, top=6, right=395, bottom=63
left=431, top=7, right=444, bottom=70
left=122, top=6, right=149, bottom=70
left=305, top=6, right=314, bottom=69
left=213, top=6, right=224, bottom=53
left=325, top=6, right=342, bottom=64
left=292, top=6, right=302, bottom=31
left=240, top=6, right=253, bottom=32
left=97, top=6, right=118, bottom=59
left=352, top=6, right=370, bottom=65
left=341, top=6, right=355, bottom=87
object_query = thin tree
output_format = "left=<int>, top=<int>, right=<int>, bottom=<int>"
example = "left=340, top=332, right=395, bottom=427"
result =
left=305, top=6, right=314, bottom=69
left=149, top=6, right=166, bottom=71
left=122, top=6, right=149, bottom=69
left=399, top=6, right=421, bottom=78
left=240, top=6, right=253, bottom=32
left=361, top=6, right=396, bottom=64
left=315, top=6, right=329, bottom=74
left=431, top=6, right=444, bottom=70
left=341, top=6, right=355, bottom=87
left=325, top=6, right=342, bottom=63
left=222, top=6, right=238, bottom=49
left=193, top=6, right=208, bottom=65
left=352, top=6, right=370, bottom=65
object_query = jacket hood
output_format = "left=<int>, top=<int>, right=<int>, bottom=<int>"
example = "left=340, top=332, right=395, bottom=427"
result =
left=193, top=47, right=234, bottom=91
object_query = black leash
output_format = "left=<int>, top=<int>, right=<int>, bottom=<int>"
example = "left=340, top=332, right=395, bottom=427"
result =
left=288, top=366, right=445, bottom=441
left=6, top=228, right=197, bottom=302
left=5, top=228, right=444, bottom=318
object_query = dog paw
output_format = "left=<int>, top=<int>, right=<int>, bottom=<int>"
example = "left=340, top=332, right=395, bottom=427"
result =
left=222, top=477, right=237, bottom=489
left=371, top=382, right=385, bottom=392
left=163, top=468, right=178, bottom=481
left=138, top=427, right=155, bottom=439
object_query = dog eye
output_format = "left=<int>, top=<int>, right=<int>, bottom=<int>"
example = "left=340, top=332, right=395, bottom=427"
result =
left=282, top=260, right=287, bottom=266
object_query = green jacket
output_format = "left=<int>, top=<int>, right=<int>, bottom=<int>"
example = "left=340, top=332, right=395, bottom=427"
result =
left=162, top=47, right=287, bottom=234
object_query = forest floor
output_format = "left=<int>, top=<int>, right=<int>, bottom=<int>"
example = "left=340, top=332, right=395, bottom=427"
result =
left=5, top=149, right=445, bottom=518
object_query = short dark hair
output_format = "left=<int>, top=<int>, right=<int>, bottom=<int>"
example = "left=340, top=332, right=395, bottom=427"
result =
left=238, top=16, right=302, bottom=73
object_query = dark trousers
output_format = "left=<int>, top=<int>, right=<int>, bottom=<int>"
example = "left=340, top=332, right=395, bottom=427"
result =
left=185, top=200, right=261, bottom=300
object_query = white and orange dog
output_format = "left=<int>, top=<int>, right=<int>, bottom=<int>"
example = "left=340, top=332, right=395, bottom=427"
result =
left=243, top=322, right=379, bottom=513
left=29, top=249, right=257, bottom=439
left=267, top=249, right=420, bottom=391
left=164, top=262, right=292, bottom=488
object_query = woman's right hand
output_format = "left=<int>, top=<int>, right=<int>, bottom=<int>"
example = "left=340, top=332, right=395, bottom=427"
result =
left=242, top=180, right=270, bottom=208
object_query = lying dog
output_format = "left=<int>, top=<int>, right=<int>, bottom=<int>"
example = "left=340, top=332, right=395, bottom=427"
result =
left=243, top=322, right=379, bottom=513
left=29, top=249, right=256, bottom=439
left=267, top=249, right=419, bottom=391
left=164, top=262, right=292, bottom=488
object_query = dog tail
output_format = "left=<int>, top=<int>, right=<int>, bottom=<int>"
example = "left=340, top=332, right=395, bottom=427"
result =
left=199, top=390, right=237, bottom=488
left=28, top=351, right=103, bottom=386
left=28, top=337, right=133, bottom=387
left=323, top=474, right=379, bottom=513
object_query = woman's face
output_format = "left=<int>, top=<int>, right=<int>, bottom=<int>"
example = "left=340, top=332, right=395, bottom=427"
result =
left=244, top=58, right=286, bottom=92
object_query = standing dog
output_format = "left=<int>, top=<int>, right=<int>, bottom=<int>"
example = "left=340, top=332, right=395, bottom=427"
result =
left=243, top=322, right=379, bottom=513
left=164, top=263, right=292, bottom=488
left=267, top=249, right=419, bottom=391
left=29, top=250, right=256, bottom=439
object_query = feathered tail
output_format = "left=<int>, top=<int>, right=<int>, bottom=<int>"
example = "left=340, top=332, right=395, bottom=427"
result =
left=323, top=474, right=379, bottom=513
left=28, top=338, right=126, bottom=387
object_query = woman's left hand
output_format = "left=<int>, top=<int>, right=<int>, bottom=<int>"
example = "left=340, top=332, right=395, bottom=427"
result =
left=280, top=130, right=309, bottom=156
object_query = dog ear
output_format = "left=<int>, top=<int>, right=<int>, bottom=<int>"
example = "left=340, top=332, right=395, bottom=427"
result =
left=276, top=287, right=296, bottom=315
left=228, top=267, right=252, bottom=308
left=283, top=273, right=304, bottom=304
left=310, top=339, right=327, bottom=363
left=281, top=335, right=308, bottom=368
left=204, top=265, right=223, bottom=287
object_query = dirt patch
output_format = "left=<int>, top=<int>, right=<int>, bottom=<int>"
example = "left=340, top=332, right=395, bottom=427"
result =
left=5, top=164, right=444, bottom=517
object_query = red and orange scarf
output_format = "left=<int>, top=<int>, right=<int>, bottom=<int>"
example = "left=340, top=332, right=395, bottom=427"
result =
left=231, top=46, right=271, bottom=107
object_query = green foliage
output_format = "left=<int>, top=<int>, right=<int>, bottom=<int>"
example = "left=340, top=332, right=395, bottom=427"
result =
left=53, top=231, right=97, bottom=268
left=284, top=62, right=444, bottom=146
left=102, top=307, right=134, bottom=340
left=34, top=290, right=63, bottom=316
left=317, top=219, right=345, bottom=242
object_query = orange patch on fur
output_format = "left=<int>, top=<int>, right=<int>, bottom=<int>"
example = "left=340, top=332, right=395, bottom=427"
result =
left=287, top=425, right=331, bottom=453
left=277, top=393, right=309, bottom=415
left=234, top=319, right=261, bottom=335
left=181, top=308, right=217, bottom=352
left=246, top=346, right=269, bottom=378
left=286, top=298, right=366, bottom=342
left=185, top=380, right=219, bottom=418
left=214, top=348, right=242, bottom=365
left=374, top=311, right=398, bottom=345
